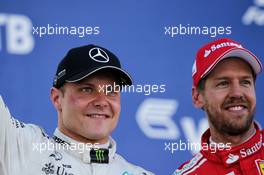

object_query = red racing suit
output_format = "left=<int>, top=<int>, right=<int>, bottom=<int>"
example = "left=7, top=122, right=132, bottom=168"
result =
left=173, top=123, right=264, bottom=175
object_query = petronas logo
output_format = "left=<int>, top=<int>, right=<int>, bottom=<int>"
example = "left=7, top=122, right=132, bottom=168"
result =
left=96, top=149, right=105, bottom=162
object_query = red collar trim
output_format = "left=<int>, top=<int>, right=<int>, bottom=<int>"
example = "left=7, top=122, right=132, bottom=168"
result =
left=200, top=123, right=262, bottom=167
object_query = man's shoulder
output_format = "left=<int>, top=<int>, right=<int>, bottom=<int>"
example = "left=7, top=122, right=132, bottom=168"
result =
left=13, top=122, right=51, bottom=145
left=172, top=152, right=207, bottom=175
left=113, top=153, right=155, bottom=175
left=261, top=129, right=264, bottom=134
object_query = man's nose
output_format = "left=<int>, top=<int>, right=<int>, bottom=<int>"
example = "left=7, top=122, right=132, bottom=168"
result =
left=228, top=81, right=243, bottom=98
left=92, top=92, right=109, bottom=108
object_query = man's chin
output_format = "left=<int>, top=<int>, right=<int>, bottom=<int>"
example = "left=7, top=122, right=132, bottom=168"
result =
left=221, top=121, right=252, bottom=136
left=85, top=133, right=108, bottom=143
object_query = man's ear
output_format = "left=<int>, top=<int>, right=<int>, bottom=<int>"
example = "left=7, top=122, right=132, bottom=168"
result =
left=192, top=86, right=205, bottom=109
left=50, top=87, right=62, bottom=111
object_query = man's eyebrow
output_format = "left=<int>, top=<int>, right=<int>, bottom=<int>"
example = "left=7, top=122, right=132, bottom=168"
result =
left=212, top=75, right=253, bottom=80
left=240, top=75, right=254, bottom=79
left=76, top=82, right=95, bottom=86
left=212, top=77, right=229, bottom=81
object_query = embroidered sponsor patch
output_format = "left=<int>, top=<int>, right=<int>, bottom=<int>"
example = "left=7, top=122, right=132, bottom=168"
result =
left=255, top=159, right=264, bottom=175
left=174, top=153, right=203, bottom=175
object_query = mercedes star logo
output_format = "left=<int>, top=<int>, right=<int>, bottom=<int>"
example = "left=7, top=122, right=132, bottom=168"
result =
left=89, top=47, right=109, bottom=63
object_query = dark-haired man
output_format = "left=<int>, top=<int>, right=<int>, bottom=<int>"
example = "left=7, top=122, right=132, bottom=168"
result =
left=173, top=38, right=263, bottom=175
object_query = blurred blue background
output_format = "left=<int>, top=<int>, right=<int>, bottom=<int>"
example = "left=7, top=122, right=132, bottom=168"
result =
left=0, top=0, right=263, bottom=174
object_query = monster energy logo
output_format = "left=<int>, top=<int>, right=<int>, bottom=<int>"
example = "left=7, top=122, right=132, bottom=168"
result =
left=90, top=148, right=109, bottom=163
left=96, top=149, right=105, bottom=162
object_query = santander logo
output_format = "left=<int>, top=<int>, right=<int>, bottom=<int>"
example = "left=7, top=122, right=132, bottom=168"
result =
left=204, top=42, right=243, bottom=58
left=226, top=153, right=239, bottom=164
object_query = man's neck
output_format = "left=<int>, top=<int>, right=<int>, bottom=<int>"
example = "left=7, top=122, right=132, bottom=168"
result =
left=210, top=123, right=256, bottom=146
left=58, top=126, right=109, bottom=145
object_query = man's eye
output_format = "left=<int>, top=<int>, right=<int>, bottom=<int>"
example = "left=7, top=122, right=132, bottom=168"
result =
left=106, top=87, right=117, bottom=95
left=241, top=80, right=252, bottom=86
left=81, top=87, right=93, bottom=93
left=216, top=81, right=228, bottom=87
left=105, top=86, right=113, bottom=93
left=105, top=86, right=120, bottom=96
left=108, top=91, right=118, bottom=95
